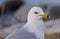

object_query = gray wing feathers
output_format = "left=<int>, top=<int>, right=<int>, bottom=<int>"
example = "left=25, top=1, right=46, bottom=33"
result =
left=6, top=31, right=36, bottom=39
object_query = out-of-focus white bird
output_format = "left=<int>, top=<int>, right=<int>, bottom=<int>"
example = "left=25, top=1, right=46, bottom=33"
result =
left=5, top=7, right=50, bottom=39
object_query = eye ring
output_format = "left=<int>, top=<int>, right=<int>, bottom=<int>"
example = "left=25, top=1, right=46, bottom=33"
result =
left=34, top=12, right=38, bottom=14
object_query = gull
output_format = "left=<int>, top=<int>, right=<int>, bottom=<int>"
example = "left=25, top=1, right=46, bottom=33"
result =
left=5, top=7, right=50, bottom=39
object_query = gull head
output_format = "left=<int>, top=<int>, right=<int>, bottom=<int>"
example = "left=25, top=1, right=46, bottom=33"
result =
left=27, top=7, right=50, bottom=22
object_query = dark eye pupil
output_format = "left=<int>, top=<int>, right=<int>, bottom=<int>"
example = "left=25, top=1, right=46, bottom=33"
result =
left=34, top=12, right=38, bottom=14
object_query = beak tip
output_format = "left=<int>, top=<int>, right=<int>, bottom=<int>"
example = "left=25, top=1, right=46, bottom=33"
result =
left=48, top=16, right=50, bottom=19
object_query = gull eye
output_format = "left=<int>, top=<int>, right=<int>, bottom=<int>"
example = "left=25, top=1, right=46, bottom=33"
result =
left=34, top=12, right=38, bottom=14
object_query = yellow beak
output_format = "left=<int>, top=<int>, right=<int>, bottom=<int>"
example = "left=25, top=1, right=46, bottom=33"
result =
left=39, top=14, right=50, bottom=19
